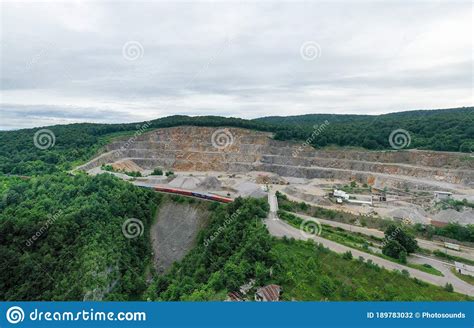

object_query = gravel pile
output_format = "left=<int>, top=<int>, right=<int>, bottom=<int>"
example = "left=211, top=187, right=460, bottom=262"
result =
left=168, top=176, right=201, bottom=189
left=234, top=181, right=266, bottom=198
left=387, top=206, right=430, bottom=224
left=433, top=209, right=474, bottom=225
left=197, top=176, right=222, bottom=190
left=283, top=186, right=331, bottom=206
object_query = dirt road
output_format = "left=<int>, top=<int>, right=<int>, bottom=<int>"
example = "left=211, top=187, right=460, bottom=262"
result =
left=294, top=212, right=474, bottom=262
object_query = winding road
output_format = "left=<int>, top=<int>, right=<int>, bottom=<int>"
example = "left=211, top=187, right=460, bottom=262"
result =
left=295, top=212, right=474, bottom=262
left=265, top=190, right=474, bottom=296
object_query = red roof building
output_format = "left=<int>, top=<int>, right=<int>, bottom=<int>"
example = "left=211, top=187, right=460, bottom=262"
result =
left=225, top=292, right=244, bottom=302
left=255, top=284, right=282, bottom=302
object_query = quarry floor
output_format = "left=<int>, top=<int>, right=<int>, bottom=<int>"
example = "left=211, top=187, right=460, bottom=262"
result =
left=87, top=166, right=473, bottom=227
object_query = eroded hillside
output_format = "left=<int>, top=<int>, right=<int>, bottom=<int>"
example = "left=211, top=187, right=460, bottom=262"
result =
left=78, top=126, right=473, bottom=192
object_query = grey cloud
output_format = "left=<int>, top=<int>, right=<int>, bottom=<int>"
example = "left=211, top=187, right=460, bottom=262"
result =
left=0, top=1, right=472, bottom=129
left=0, top=104, right=136, bottom=130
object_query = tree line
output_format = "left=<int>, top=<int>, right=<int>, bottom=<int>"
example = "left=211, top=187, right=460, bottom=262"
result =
left=1, top=107, right=472, bottom=176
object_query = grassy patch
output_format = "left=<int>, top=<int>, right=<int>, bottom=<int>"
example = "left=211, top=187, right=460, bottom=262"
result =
left=433, top=250, right=474, bottom=266
left=407, top=263, right=443, bottom=277
left=101, top=164, right=142, bottom=177
left=278, top=210, right=444, bottom=277
left=270, top=239, right=469, bottom=301
left=451, top=268, right=474, bottom=285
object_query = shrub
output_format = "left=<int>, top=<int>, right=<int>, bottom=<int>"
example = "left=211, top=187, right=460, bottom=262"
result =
left=151, top=168, right=163, bottom=176
left=444, top=283, right=454, bottom=292
left=382, top=240, right=406, bottom=259
left=342, top=251, right=353, bottom=260
left=319, top=275, right=336, bottom=297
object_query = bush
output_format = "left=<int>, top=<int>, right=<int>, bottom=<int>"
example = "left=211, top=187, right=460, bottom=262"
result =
left=434, top=223, right=474, bottom=242
left=399, top=250, right=407, bottom=264
left=444, top=283, right=454, bottom=292
left=384, top=225, right=418, bottom=254
left=151, top=168, right=163, bottom=176
left=101, top=164, right=113, bottom=171
left=342, top=251, right=353, bottom=260
left=125, top=171, right=142, bottom=177
left=319, top=275, right=336, bottom=297
left=382, top=240, right=406, bottom=260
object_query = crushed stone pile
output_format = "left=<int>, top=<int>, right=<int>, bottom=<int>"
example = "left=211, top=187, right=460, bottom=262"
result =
left=168, top=176, right=201, bottom=190
left=433, top=209, right=474, bottom=225
left=387, top=206, right=430, bottom=225
left=283, top=186, right=332, bottom=206
left=197, top=176, right=222, bottom=190
left=234, top=181, right=267, bottom=198
left=111, top=159, right=143, bottom=172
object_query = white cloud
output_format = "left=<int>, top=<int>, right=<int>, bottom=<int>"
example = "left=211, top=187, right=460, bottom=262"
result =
left=0, top=0, right=472, bottom=129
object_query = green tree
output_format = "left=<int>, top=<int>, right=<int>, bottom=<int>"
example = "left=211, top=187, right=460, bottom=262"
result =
left=384, top=225, right=417, bottom=254
left=151, top=168, right=163, bottom=175
left=342, top=251, right=353, bottom=260
left=444, top=283, right=454, bottom=292
left=382, top=240, right=406, bottom=260
left=319, top=275, right=336, bottom=297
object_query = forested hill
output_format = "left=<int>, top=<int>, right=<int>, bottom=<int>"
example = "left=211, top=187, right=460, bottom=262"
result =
left=256, top=107, right=473, bottom=152
left=255, top=107, right=472, bottom=126
left=0, top=107, right=472, bottom=175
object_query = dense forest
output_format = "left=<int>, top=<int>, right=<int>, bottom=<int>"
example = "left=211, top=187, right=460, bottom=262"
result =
left=0, top=173, right=160, bottom=300
left=0, top=107, right=472, bottom=175
left=258, top=107, right=474, bottom=152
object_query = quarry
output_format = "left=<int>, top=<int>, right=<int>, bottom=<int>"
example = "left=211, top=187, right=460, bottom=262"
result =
left=78, top=126, right=474, bottom=227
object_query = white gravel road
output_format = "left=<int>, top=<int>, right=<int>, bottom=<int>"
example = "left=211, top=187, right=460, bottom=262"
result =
left=295, top=212, right=474, bottom=262
left=264, top=216, right=474, bottom=296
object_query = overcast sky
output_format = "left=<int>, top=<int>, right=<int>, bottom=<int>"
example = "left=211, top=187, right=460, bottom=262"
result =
left=0, top=0, right=472, bottom=130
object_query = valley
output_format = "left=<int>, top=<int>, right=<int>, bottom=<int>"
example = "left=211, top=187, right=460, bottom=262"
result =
left=1, top=111, right=473, bottom=302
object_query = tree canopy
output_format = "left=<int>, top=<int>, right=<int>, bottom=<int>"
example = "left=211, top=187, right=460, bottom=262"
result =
left=1, top=107, right=472, bottom=176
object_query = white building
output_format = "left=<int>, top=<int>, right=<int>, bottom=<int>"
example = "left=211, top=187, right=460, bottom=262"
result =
left=333, top=189, right=372, bottom=206
left=455, top=262, right=474, bottom=277
left=434, top=191, right=453, bottom=201
left=334, top=189, right=349, bottom=200
left=444, top=242, right=460, bottom=251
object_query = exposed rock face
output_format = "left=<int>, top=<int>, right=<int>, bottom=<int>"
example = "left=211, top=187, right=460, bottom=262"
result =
left=78, top=126, right=474, bottom=191
left=111, top=159, right=143, bottom=172
left=151, top=202, right=209, bottom=274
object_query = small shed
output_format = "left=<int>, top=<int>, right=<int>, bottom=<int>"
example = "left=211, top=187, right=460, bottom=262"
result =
left=434, top=191, right=452, bottom=201
left=444, top=242, right=460, bottom=251
left=455, top=262, right=474, bottom=277
left=255, top=284, right=282, bottom=302
left=225, top=292, right=244, bottom=302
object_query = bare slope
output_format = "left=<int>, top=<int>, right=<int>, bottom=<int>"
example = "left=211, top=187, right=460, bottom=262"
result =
left=150, top=200, right=209, bottom=274
left=78, top=126, right=473, bottom=191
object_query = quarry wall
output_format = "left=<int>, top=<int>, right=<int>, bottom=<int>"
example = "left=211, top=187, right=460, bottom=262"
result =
left=77, top=126, right=474, bottom=190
